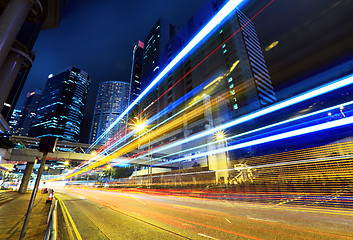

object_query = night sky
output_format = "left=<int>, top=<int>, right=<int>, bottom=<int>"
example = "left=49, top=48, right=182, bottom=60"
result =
left=17, top=0, right=204, bottom=142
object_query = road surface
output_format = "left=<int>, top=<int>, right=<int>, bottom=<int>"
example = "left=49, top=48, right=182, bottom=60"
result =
left=56, top=188, right=353, bottom=240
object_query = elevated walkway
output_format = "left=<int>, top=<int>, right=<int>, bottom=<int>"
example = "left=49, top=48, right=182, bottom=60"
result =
left=4, top=136, right=102, bottom=163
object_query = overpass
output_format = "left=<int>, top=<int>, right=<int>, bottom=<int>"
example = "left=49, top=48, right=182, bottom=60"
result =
left=5, top=135, right=102, bottom=162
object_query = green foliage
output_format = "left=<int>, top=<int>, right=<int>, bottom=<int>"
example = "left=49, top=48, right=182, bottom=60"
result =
left=112, top=166, right=134, bottom=179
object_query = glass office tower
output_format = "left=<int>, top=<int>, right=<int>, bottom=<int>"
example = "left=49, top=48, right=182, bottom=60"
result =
left=90, top=81, right=130, bottom=144
left=30, top=67, right=90, bottom=142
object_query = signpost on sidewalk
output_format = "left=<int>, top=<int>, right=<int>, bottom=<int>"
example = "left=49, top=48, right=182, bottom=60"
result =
left=19, top=136, right=56, bottom=240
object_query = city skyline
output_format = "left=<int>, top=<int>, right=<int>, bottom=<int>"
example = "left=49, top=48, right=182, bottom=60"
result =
left=1, top=1, right=353, bottom=239
left=11, top=0, right=353, bottom=143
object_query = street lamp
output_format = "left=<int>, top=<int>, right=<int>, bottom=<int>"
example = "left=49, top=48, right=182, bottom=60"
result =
left=216, top=132, right=225, bottom=141
left=107, top=164, right=112, bottom=182
left=215, top=131, right=229, bottom=184
left=132, top=118, right=153, bottom=188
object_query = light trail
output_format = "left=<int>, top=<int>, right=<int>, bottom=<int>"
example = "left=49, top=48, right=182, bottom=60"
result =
left=78, top=0, right=276, bottom=172
left=56, top=0, right=352, bottom=179
left=88, top=0, right=246, bottom=151
left=144, top=73, right=353, bottom=160
left=156, top=115, right=353, bottom=165
left=137, top=100, right=353, bottom=163
left=89, top=0, right=275, bottom=156
left=60, top=73, right=353, bottom=179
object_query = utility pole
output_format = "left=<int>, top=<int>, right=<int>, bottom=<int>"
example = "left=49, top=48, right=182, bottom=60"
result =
left=19, top=136, right=56, bottom=240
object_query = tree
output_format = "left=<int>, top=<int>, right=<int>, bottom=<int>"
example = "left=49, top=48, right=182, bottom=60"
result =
left=113, top=166, right=134, bottom=179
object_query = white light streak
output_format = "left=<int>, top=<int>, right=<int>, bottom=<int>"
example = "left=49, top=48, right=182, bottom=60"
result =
left=89, top=0, right=244, bottom=149
left=158, top=115, right=353, bottom=165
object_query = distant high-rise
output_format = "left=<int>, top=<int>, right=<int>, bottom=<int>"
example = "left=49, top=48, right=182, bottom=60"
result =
left=7, top=109, right=21, bottom=135
left=90, top=81, right=130, bottom=144
left=30, top=67, right=90, bottom=142
left=128, top=41, right=144, bottom=122
left=17, top=89, right=42, bottom=136
left=129, top=40, right=144, bottom=104
left=140, top=18, right=176, bottom=120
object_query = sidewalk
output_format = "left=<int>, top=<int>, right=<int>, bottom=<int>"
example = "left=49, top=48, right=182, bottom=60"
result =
left=0, top=191, right=50, bottom=239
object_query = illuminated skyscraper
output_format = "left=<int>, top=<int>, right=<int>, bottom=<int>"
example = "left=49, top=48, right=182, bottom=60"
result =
left=30, top=67, right=90, bottom=142
left=129, top=40, right=144, bottom=104
left=140, top=18, right=176, bottom=119
left=134, top=1, right=276, bottom=179
left=7, top=109, right=21, bottom=135
left=16, top=89, right=42, bottom=136
left=90, top=81, right=130, bottom=144
left=128, top=41, right=144, bottom=122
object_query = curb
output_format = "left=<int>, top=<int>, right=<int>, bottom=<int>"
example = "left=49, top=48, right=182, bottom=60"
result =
left=0, top=193, right=13, bottom=205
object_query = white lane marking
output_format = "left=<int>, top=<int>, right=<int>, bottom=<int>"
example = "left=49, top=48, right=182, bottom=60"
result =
left=198, top=233, right=219, bottom=239
left=225, top=218, right=232, bottom=223
left=247, top=216, right=278, bottom=223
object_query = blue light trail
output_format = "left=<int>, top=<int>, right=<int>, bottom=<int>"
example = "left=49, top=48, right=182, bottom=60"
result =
left=140, top=100, right=353, bottom=163
left=88, top=0, right=245, bottom=149
left=144, top=74, right=353, bottom=158
left=156, top=115, right=353, bottom=165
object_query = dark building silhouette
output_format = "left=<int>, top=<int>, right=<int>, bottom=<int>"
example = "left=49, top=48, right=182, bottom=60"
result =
left=128, top=41, right=144, bottom=122
left=30, top=67, right=90, bottom=142
left=16, top=89, right=42, bottom=136
left=140, top=18, right=176, bottom=119
left=129, top=41, right=144, bottom=105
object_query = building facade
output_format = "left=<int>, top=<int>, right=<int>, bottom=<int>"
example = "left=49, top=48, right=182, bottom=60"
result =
left=128, top=41, right=144, bottom=122
left=30, top=67, right=90, bottom=142
left=16, top=89, right=42, bottom=136
left=90, top=81, right=130, bottom=144
left=7, top=109, right=21, bottom=135
left=140, top=18, right=177, bottom=120
left=133, top=0, right=276, bottom=182
left=129, top=40, right=144, bottom=104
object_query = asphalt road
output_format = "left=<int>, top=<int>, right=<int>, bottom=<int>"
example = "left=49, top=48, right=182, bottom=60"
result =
left=56, top=188, right=353, bottom=240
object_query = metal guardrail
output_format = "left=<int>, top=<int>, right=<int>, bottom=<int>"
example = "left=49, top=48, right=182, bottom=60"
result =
left=44, top=191, right=57, bottom=240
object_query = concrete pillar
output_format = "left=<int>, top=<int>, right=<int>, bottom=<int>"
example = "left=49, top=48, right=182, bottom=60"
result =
left=0, top=51, right=24, bottom=113
left=0, top=0, right=32, bottom=68
left=19, top=161, right=35, bottom=193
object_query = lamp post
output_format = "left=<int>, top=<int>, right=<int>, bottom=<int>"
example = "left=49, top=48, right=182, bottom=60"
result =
left=133, top=119, right=153, bottom=188
left=216, top=131, right=229, bottom=184
left=107, top=164, right=112, bottom=182
left=20, top=136, right=57, bottom=240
